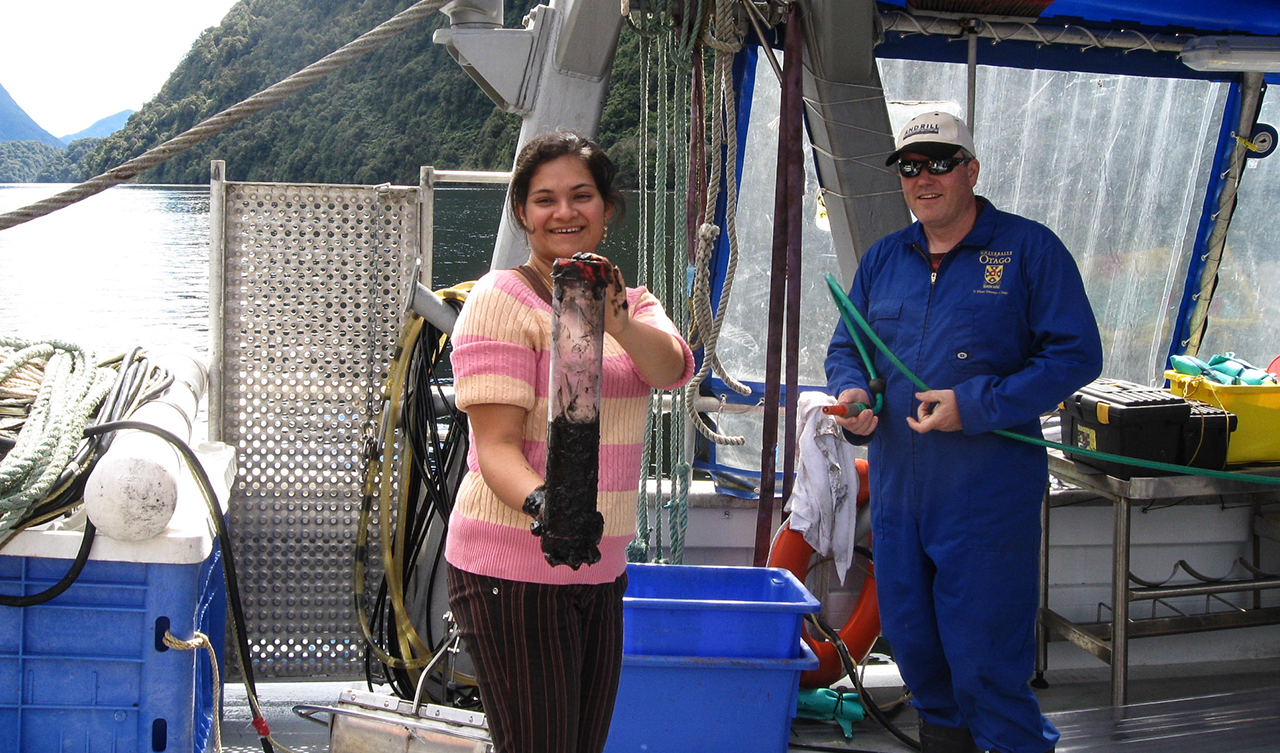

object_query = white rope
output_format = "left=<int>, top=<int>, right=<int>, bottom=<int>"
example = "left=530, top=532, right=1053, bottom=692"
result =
left=0, top=0, right=449, bottom=232
left=1183, top=74, right=1265, bottom=353
left=683, top=0, right=752, bottom=446
left=0, top=338, right=115, bottom=531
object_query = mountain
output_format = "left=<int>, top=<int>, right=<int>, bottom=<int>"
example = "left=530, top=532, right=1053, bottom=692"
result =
left=81, top=0, right=648, bottom=187
left=0, top=83, right=62, bottom=147
left=60, top=110, right=136, bottom=144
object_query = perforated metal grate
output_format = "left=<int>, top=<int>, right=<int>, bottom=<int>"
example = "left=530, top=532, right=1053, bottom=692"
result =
left=214, top=180, right=421, bottom=678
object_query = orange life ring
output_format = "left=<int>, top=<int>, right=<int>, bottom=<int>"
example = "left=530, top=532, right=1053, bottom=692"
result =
left=769, top=457, right=879, bottom=689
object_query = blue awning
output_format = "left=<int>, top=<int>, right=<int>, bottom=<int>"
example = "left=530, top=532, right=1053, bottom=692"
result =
left=876, top=0, right=1280, bottom=35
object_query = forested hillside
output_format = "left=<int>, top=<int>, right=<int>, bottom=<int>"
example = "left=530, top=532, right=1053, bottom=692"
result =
left=84, top=0, right=649, bottom=187
left=0, top=141, right=61, bottom=182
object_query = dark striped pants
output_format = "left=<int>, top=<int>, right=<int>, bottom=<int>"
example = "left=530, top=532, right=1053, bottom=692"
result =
left=447, top=565, right=627, bottom=753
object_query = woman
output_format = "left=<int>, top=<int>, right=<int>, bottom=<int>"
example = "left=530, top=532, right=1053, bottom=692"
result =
left=445, top=131, right=694, bottom=753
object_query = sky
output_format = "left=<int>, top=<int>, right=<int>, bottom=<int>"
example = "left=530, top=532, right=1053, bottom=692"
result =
left=0, top=1, right=242, bottom=137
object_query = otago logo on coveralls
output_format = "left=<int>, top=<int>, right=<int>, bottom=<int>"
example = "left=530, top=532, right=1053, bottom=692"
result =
left=980, top=250, right=1013, bottom=291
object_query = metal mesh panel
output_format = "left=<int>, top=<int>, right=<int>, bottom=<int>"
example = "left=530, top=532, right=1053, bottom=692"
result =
left=216, top=181, right=420, bottom=678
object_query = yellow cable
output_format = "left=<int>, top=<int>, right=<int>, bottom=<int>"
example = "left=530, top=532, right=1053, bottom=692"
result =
left=378, top=317, right=432, bottom=661
left=353, top=315, right=435, bottom=670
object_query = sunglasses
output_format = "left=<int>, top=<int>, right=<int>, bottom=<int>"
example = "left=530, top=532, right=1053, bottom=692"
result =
left=895, top=157, right=972, bottom=178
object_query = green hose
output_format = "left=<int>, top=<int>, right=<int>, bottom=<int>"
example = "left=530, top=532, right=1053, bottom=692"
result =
left=825, top=273, right=1280, bottom=487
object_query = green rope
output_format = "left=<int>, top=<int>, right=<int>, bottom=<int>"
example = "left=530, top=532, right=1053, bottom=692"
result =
left=651, top=32, right=672, bottom=563
left=0, top=338, right=116, bottom=531
left=628, top=22, right=698, bottom=564
left=825, top=274, right=1280, bottom=486
left=629, top=32, right=657, bottom=564
left=666, top=37, right=693, bottom=564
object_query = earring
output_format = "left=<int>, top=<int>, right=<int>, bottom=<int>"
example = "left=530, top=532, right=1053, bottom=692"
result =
left=602, top=224, right=609, bottom=245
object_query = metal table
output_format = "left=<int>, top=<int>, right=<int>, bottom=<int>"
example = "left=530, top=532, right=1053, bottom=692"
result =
left=1037, top=453, right=1280, bottom=706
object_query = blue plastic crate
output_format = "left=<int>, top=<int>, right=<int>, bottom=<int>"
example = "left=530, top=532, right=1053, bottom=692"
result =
left=0, top=540, right=225, bottom=752
left=605, top=643, right=819, bottom=753
left=623, top=563, right=820, bottom=659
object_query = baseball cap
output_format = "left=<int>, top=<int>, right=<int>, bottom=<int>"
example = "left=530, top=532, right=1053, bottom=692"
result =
left=885, top=111, right=976, bottom=166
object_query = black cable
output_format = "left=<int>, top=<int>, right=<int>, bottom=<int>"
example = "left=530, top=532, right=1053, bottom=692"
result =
left=134, top=373, right=176, bottom=408
left=38, top=350, right=156, bottom=506
left=83, top=419, right=273, bottom=753
left=402, top=313, right=472, bottom=703
left=806, top=613, right=921, bottom=751
left=0, top=523, right=97, bottom=607
left=361, top=301, right=473, bottom=706
left=0, top=350, right=161, bottom=607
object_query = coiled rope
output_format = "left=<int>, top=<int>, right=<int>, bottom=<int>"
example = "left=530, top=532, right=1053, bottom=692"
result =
left=683, top=0, right=751, bottom=446
left=0, top=338, right=115, bottom=532
left=0, top=0, right=449, bottom=232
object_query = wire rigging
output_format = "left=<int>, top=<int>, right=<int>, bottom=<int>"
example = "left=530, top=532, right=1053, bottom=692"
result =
left=0, top=0, right=451, bottom=233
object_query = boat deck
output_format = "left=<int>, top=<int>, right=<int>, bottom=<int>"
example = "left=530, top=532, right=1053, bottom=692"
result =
left=220, top=657, right=1280, bottom=752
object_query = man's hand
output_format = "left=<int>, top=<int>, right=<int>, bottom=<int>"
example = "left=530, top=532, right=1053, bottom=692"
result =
left=833, top=388, right=878, bottom=436
left=907, top=389, right=963, bottom=433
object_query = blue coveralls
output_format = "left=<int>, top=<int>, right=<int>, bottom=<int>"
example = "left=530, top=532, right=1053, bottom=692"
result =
left=825, top=199, right=1103, bottom=753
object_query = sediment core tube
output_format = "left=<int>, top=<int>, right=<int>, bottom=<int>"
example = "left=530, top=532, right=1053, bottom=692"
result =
left=539, top=254, right=611, bottom=568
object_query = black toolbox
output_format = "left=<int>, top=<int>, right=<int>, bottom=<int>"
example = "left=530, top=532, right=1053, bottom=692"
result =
left=1059, top=379, right=1193, bottom=478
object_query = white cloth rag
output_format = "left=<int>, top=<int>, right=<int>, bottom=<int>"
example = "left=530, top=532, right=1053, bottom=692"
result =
left=783, top=391, right=863, bottom=583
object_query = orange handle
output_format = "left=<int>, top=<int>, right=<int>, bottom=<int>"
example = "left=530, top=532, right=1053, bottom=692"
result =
left=823, top=402, right=869, bottom=417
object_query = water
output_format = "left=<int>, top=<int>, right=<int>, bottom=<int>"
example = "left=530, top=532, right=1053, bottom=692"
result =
left=1, top=185, right=212, bottom=359
left=0, top=184, right=647, bottom=364
left=0, top=184, right=527, bottom=362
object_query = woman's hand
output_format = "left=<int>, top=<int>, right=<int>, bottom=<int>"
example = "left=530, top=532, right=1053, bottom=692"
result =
left=581, top=258, right=686, bottom=388
left=604, top=263, right=632, bottom=338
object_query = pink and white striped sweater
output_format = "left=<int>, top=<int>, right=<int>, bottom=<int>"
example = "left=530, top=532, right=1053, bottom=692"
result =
left=446, top=268, right=694, bottom=585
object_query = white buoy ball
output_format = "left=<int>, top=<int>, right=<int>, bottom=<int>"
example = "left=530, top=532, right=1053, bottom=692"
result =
left=84, top=455, right=179, bottom=541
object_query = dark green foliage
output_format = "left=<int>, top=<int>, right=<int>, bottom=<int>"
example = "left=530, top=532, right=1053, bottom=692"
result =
left=599, top=26, right=645, bottom=187
left=82, top=0, right=534, bottom=185
left=76, top=0, right=662, bottom=188
left=35, top=139, right=104, bottom=182
left=0, top=140, right=61, bottom=183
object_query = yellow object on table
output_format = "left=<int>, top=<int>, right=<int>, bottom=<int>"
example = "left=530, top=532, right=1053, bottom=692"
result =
left=1166, top=370, right=1280, bottom=465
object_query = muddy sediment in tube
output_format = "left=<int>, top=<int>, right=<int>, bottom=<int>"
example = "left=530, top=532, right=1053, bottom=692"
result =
left=540, top=254, right=612, bottom=568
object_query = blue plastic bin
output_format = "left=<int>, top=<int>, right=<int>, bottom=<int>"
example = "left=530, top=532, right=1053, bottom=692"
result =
left=622, top=563, right=820, bottom=659
left=0, top=525, right=225, bottom=753
left=605, top=643, right=819, bottom=753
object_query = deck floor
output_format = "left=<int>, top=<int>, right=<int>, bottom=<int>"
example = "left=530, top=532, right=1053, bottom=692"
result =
left=219, top=657, right=1280, bottom=752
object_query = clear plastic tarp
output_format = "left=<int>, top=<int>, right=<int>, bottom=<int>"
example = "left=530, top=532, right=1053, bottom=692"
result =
left=708, top=53, right=1232, bottom=481
left=878, top=61, right=1226, bottom=386
left=707, top=51, right=842, bottom=480
left=1196, top=93, right=1280, bottom=371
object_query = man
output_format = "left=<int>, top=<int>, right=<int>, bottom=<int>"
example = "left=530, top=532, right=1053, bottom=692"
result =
left=825, top=111, right=1102, bottom=753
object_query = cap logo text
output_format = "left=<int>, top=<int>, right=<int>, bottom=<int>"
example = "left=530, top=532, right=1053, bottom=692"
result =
left=904, top=123, right=941, bottom=138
